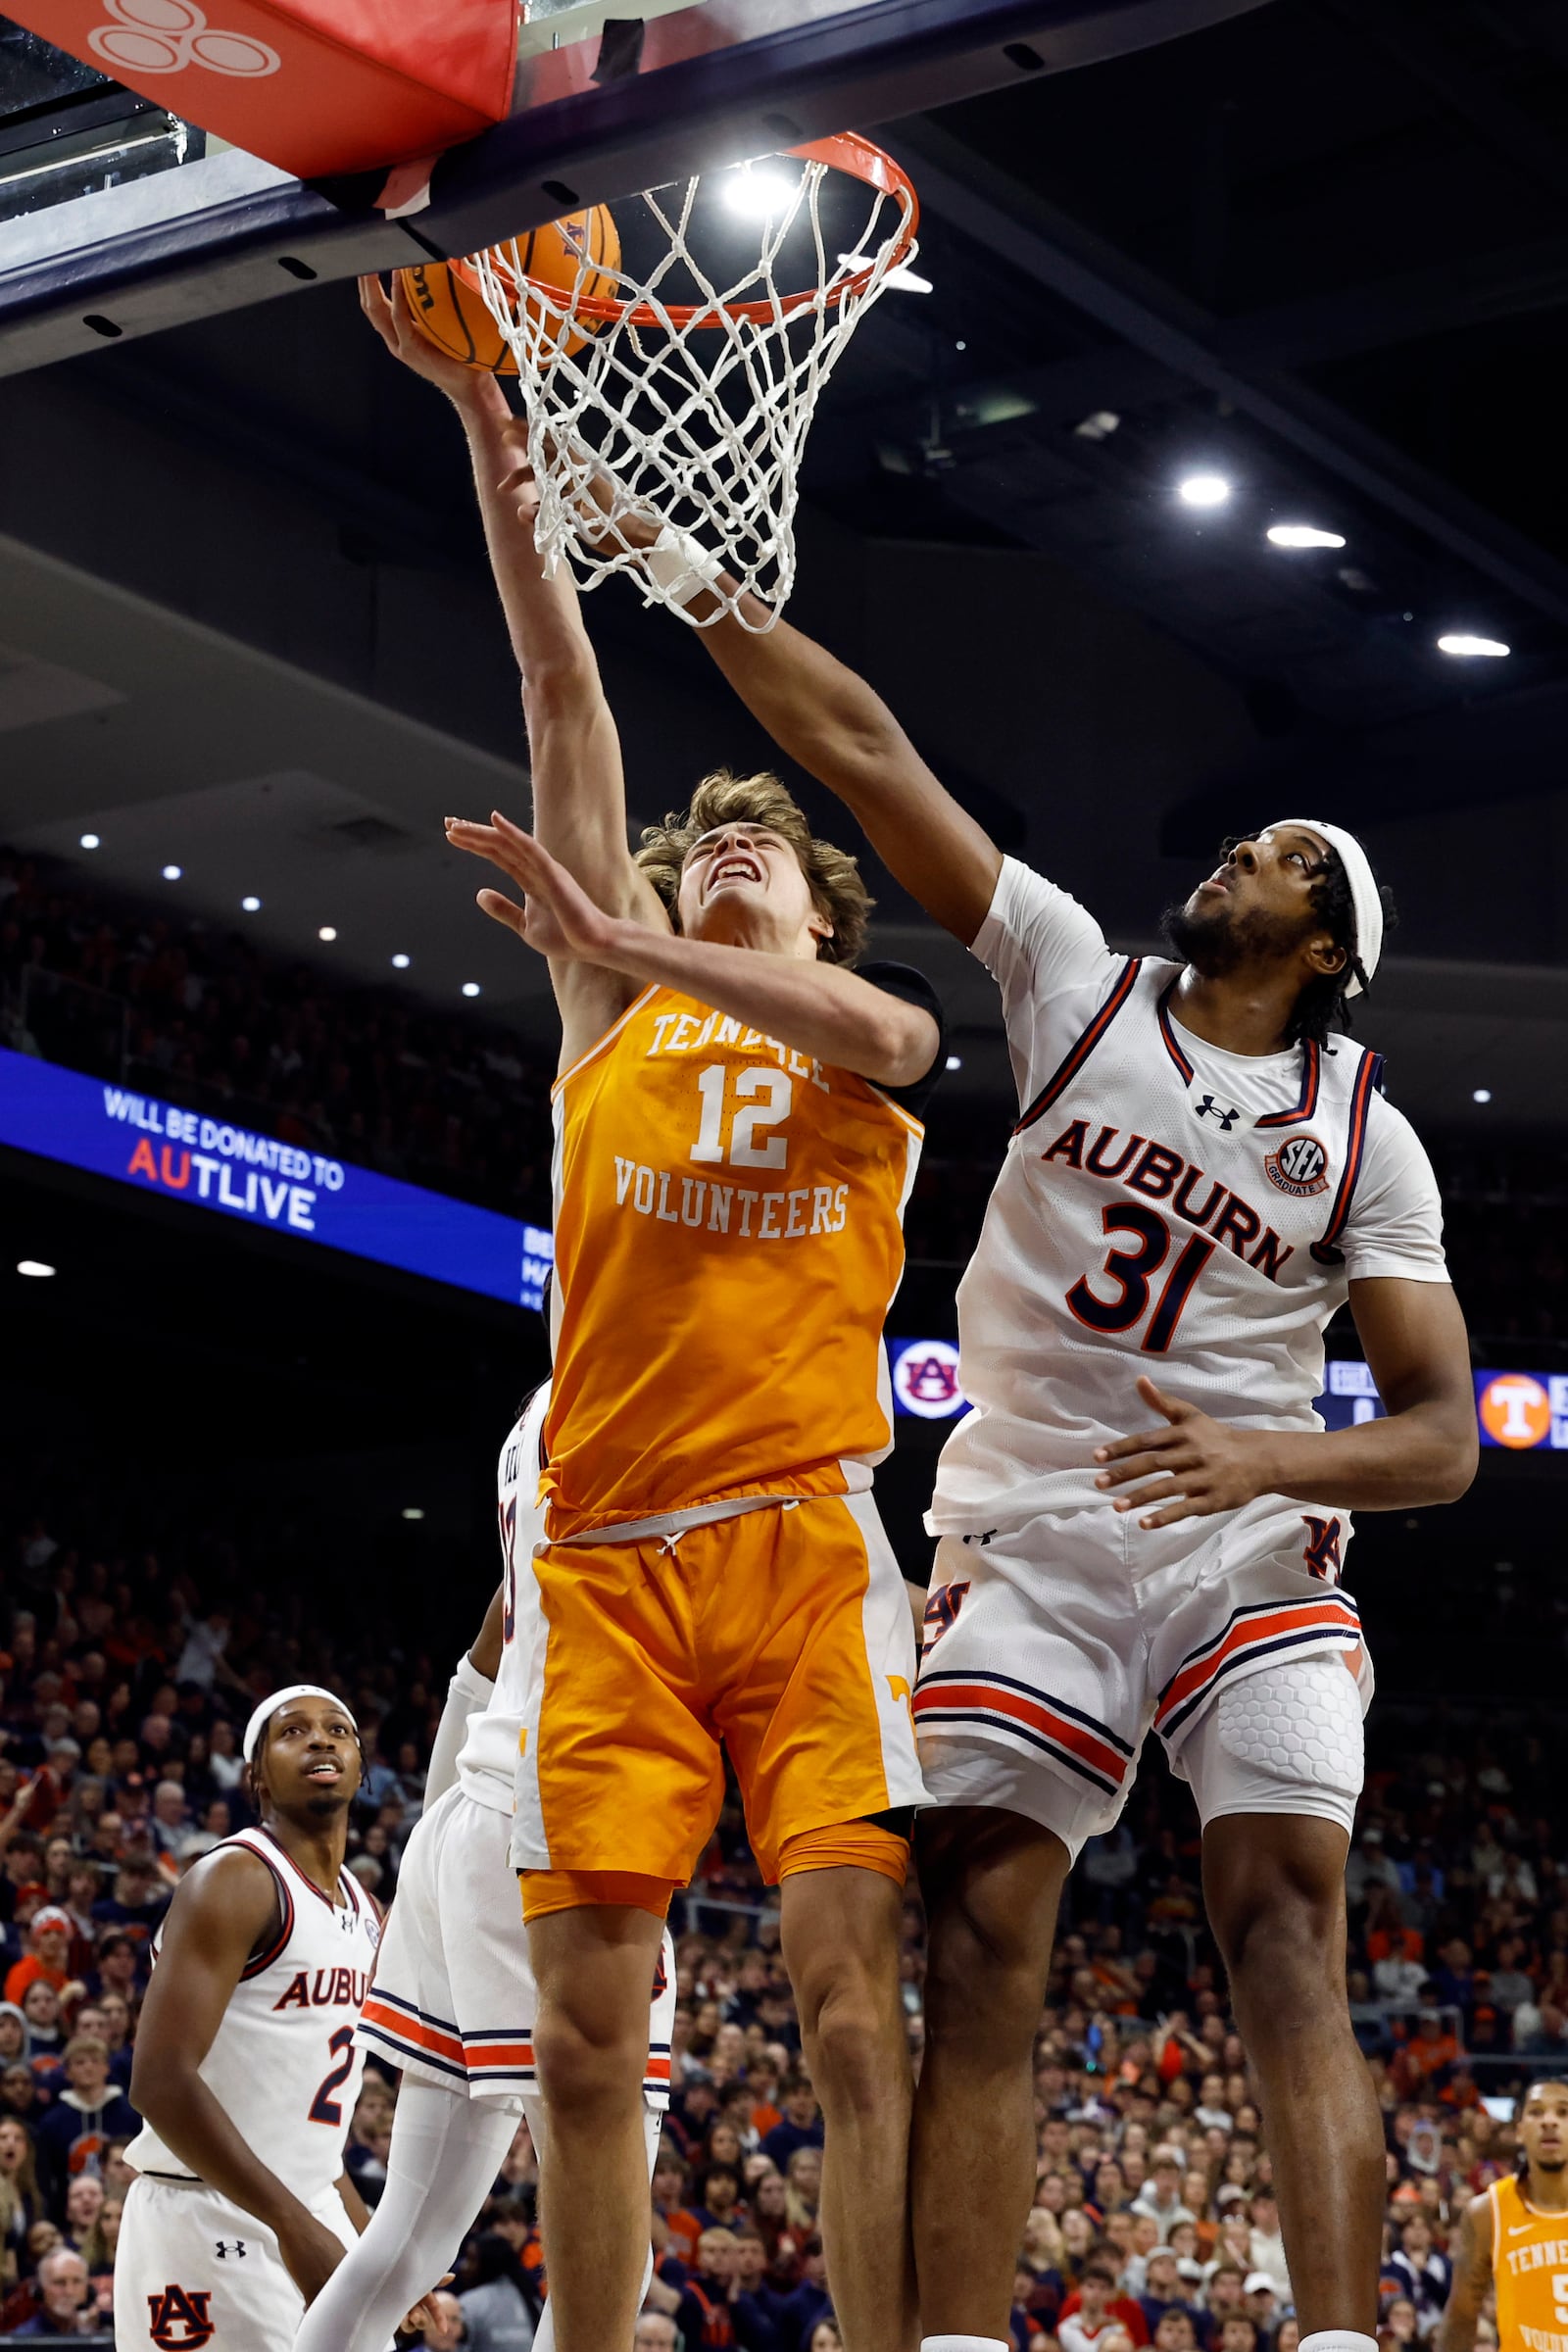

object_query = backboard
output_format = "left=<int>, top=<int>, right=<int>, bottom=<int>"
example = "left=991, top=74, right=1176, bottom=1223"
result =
left=0, top=0, right=1276, bottom=377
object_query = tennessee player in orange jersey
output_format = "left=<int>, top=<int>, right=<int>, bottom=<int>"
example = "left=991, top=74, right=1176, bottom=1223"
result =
left=359, top=274, right=939, bottom=2352
left=1440, top=2080, right=1568, bottom=2352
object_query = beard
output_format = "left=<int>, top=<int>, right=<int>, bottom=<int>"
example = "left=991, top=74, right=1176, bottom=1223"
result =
left=1535, top=2152, right=1567, bottom=2173
left=1161, top=894, right=1308, bottom=977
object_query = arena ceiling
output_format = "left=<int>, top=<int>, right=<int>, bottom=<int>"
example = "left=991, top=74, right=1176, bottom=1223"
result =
left=2, top=0, right=1566, bottom=1129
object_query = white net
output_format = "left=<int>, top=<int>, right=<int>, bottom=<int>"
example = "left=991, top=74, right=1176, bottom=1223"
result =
left=467, top=141, right=918, bottom=630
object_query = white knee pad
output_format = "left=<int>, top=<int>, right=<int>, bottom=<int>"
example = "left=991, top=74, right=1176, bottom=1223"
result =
left=1178, top=1653, right=1364, bottom=1835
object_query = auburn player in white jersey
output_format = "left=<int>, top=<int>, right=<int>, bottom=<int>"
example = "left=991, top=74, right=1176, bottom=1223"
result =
left=116, top=1686, right=416, bottom=2352
left=654, top=557, right=1479, bottom=2352
left=293, top=1380, right=677, bottom=2352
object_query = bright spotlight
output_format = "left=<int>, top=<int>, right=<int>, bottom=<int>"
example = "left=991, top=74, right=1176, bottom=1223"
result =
left=1178, top=473, right=1232, bottom=509
left=945, top=1055, right=963, bottom=1072
left=241, top=896, right=262, bottom=912
left=1267, top=524, right=1347, bottom=550
left=391, top=953, right=411, bottom=969
left=724, top=165, right=796, bottom=221
left=17, top=1260, right=55, bottom=1278
left=461, top=981, right=482, bottom=999
left=318, top=925, right=337, bottom=942
left=1473, top=1089, right=1493, bottom=1104
left=1439, top=633, right=1510, bottom=659
left=162, top=863, right=182, bottom=881
left=401, top=1506, right=425, bottom=1522
left=79, top=833, right=101, bottom=850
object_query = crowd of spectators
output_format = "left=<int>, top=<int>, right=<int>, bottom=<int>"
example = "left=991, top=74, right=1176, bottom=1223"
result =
left=4, top=846, right=1565, bottom=1348
left=3, top=1479, right=1566, bottom=2345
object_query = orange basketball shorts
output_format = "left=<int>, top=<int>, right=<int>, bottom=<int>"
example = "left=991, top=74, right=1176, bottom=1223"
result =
left=510, top=1491, right=926, bottom=1887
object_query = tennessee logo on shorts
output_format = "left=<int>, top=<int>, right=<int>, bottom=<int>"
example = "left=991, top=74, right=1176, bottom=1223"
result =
left=146, top=2282, right=216, bottom=2350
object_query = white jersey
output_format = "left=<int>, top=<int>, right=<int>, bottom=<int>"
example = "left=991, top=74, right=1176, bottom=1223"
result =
left=456, top=1381, right=549, bottom=1812
left=124, top=1828, right=378, bottom=2203
left=931, top=857, right=1448, bottom=1533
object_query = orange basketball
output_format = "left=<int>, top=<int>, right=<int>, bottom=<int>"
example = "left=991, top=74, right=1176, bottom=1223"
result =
left=398, top=206, right=620, bottom=372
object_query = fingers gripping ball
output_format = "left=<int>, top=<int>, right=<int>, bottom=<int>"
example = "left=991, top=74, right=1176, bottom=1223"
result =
left=398, top=207, right=620, bottom=372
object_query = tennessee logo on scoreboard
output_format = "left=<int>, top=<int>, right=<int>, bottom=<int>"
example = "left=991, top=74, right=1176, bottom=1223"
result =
left=147, top=2283, right=216, bottom=2349
left=1478, top=1373, right=1551, bottom=1449
left=1263, top=1133, right=1330, bottom=1198
left=1300, top=1515, right=1344, bottom=1582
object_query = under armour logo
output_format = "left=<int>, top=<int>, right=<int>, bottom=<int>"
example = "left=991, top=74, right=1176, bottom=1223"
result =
left=214, top=2240, right=246, bottom=2259
left=1194, top=1094, right=1241, bottom=1130
left=90, top=0, right=282, bottom=78
left=147, top=2283, right=216, bottom=2349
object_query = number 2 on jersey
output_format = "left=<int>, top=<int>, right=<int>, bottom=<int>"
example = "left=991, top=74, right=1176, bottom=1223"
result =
left=1066, top=1204, right=1214, bottom=1353
left=309, top=2027, right=356, bottom=2126
left=690, top=1064, right=793, bottom=1169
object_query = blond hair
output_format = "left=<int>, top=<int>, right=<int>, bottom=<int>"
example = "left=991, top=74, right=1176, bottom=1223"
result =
left=635, top=770, right=872, bottom=967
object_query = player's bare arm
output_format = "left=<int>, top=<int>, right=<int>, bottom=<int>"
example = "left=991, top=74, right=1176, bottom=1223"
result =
left=447, top=810, right=939, bottom=1088
left=1094, top=1277, right=1476, bottom=1526
left=1436, top=2191, right=1493, bottom=2352
left=361, top=274, right=668, bottom=1067
left=129, top=1847, right=349, bottom=2305
left=612, top=517, right=1001, bottom=948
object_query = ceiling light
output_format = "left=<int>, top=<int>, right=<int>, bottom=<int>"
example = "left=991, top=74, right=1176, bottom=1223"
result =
left=391, top=954, right=411, bottom=970
left=461, top=981, right=481, bottom=999
left=241, top=896, right=262, bottom=912
left=318, top=925, right=337, bottom=942
left=946, top=1055, right=963, bottom=1071
left=1267, top=524, right=1347, bottom=550
left=1438, top=633, right=1509, bottom=659
left=162, top=863, right=182, bottom=881
left=79, top=833, right=100, bottom=850
left=1073, top=411, right=1120, bottom=441
left=17, top=1259, right=55, bottom=1278
left=1473, top=1089, right=1493, bottom=1104
left=401, top=1506, right=424, bottom=1521
left=955, top=339, right=967, bottom=352
left=837, top=250, right=931, bottom=294
left=724, top=165, right=795, bottom=221
left=1178, top=473, right=1232, bottom=509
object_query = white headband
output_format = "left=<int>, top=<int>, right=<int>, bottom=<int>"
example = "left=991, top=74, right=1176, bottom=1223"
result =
left=242, top=1684, right=357, bottom=1764
left=1265, top=817, right=1383, bottom=998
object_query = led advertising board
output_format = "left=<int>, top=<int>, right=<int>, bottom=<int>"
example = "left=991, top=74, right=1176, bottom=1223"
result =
left=0, top=1047, right=553, bottom=1311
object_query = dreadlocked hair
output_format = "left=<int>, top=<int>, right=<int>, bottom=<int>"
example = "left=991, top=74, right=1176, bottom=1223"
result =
left=635, top=769, right=872, bottom=968
left=1224, top=831, right=1396, bottom=1051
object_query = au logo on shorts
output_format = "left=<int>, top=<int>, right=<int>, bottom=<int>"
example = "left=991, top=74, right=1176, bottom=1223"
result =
left=1263, top=1133, right=1330, bottom=1198
left=147, top=2282, right=216, bottom=2349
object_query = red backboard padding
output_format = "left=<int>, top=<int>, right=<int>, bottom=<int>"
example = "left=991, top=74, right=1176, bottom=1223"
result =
left=7, top=0, right=518, bottom=177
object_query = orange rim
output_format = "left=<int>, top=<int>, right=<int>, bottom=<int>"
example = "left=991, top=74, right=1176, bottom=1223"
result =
left=451, top=132, right=919, bottom=334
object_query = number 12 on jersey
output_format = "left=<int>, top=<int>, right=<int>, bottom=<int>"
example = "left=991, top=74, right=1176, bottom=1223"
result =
left=1067, top=1204, right=1215, bottom=1353
left=690, top=1065, right=793, bottom=1170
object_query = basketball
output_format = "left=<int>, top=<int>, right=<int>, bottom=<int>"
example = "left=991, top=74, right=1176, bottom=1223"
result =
left=397, top=207, right=620, bottom=373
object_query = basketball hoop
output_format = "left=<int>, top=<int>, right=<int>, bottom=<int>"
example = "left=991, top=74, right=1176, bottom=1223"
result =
left=463, top=135, right=918, bottom=629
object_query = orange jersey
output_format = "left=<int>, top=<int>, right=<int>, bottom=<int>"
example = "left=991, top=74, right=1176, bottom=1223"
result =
left=543, top=982, right=925, bottom=1531
left=1490, top=2174, right=1568, bottom=2351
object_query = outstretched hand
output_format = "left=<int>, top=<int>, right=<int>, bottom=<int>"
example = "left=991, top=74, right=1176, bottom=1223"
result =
left=358, top=272, right=511, bottom=422
left=1093, top=1375, right=1279, bottom=1528
left=445, top=811, right=625, bottom=967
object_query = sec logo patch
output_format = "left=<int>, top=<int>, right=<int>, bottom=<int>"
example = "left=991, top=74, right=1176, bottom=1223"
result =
left=1264, top=1133, right=1329, bottom=1198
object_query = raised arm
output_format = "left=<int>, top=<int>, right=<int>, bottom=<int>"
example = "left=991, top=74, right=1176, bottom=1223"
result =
left=627, top=531, right=1001, bottom=946
left=446, top=814, right=939, bottom=1089
left=358, top=278, right=668, bottom=1062
left=1436, top=2192, right=1493, bottom=2352
left=129, top=1850, right=349, bottom=2305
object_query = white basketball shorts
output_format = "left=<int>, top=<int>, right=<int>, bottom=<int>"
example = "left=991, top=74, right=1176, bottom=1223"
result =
left=913, top=1494, right=1371, bottom=1859
left=357, top=1784, right=674, bottom=2110
left=115, top=2172, right=356, bottom=2352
